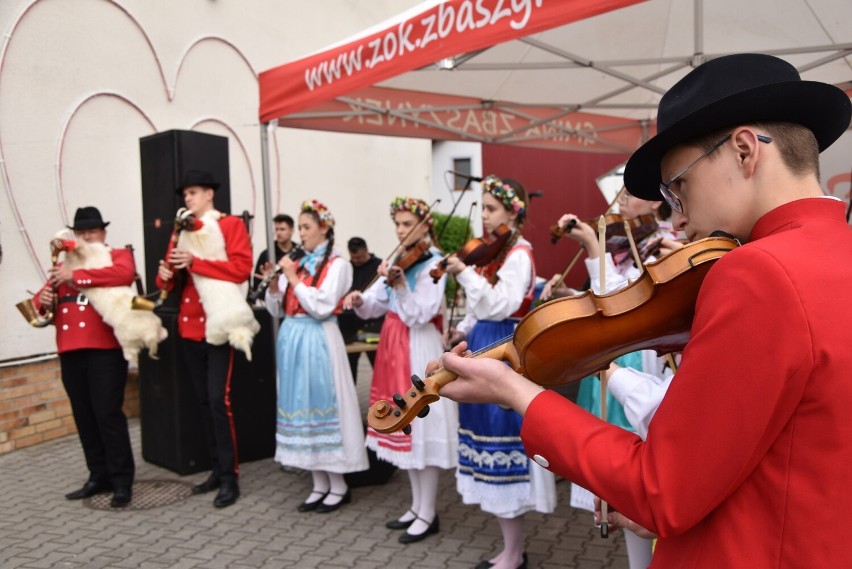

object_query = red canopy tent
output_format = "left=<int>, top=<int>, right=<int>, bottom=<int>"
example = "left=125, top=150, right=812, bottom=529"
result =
left=259, top=0, right=651, bottom=154
left=256, top=0, right=852, bottom=276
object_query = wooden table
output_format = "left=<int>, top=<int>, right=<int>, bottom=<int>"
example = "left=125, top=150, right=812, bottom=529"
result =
left=345, top=341, right=378, bottom=354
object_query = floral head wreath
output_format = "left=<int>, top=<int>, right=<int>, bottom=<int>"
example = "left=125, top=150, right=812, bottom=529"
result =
left=389, top=196, right=433, bottom=226
left=301, top=199, right=335, bottom=228
left=483, top=175, right=525, bottom=216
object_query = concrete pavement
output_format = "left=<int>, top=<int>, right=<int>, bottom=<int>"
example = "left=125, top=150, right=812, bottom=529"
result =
left=0, top=359, right=629, bottom=569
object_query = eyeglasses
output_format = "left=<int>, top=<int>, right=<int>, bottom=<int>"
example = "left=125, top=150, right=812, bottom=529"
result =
left=659, top=133, right=773, bottom=214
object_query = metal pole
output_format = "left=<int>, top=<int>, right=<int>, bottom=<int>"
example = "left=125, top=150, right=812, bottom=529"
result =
left=260, top=121, right=279, bottom=341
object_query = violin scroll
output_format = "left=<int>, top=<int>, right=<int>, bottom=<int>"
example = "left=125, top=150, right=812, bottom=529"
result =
left=369, top=374, right=441, bottom=434
left=368, top=341, right=519, bottom=434
left=550, top=218, right=577, bottom=244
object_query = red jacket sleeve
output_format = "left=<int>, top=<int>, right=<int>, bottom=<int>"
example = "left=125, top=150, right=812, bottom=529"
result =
left=189, top=216, right=252, bottom=284
left=32, top=248, right=135, bottom=310
left=521, top=247, right=812, bottom=537
left=70, top=248, right=136, bottom=288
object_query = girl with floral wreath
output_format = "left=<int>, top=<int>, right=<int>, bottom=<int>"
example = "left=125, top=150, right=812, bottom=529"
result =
left=443, top=177, right=556, bottom=569
left=343, top=196, right=457, bottom=543
left=265, top=199, right=368, bottom=513
left=544, top=188, right=683, bottom=569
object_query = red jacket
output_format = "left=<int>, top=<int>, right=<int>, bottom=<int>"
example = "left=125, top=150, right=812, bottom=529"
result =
left=521, top=198, right=852, bottom=568
left=155, top=214, right=252, bottom=341
left=33, top=247, right=135, bottom=353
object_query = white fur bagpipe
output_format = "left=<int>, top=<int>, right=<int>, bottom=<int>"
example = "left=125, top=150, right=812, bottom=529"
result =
left=177, top=210, right=260, bottom=360
left=55, top=230, right=168, bottom=364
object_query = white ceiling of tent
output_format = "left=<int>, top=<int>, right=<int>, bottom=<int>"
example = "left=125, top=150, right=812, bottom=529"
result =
left=381, top=0, right=852, bottom=122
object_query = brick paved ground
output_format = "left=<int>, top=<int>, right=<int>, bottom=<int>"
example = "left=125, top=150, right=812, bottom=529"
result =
left=0, top=358, right=629, bottom=569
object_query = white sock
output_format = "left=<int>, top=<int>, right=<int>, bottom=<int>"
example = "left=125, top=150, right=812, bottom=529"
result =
left=323, top=472, right=348, bottom=505
left=309, top=470, right=329, bottom=500
left=490, top=515, right=525, bottom=568
left=400, top=469, right=420, bottom=522
left=407, top=466, right=440, bottom=535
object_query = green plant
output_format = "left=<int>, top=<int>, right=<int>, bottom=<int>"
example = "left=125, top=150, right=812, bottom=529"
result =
left=431, top=212, right=473, bottom=304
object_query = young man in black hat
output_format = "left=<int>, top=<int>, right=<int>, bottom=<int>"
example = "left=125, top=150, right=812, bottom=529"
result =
left=32, top=207, right=136, bottom=507
left=156, top=169, right=253, bottom=508
left=431, top=54, right=852, bottom=567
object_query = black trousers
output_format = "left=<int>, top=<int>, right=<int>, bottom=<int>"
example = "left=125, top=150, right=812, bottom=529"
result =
left=347, top=350, right=377, bottom=384
left=182, top=340, right=239, bottom=483
left=60, top=349, right=135, bottom=488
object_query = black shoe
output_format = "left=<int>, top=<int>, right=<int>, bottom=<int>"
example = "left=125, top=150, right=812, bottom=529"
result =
left=213, top=481, right=240, bottom=508
left=110, top=486, right=132, bottom=508
left=385, top=509, right=416, bottom=530
left=399, top=515, right=439, bottom=544
left=474, top=552, right=527, bottom=569
left=65, top=480, right=111, bottom=500
left=314, top=488, right=351, bottom=513
left=192, top=473, right=221, bottom=495
left=297, top=490, right=329, bottom=513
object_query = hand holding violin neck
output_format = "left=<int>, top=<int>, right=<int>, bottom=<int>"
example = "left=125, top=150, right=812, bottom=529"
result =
left=366, top=340, right=520, bottom=434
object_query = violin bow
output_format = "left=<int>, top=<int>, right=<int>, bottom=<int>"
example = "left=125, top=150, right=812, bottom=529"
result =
left=625, top=220, right=682, bottom=375
left=597, top=214, right=610, bottom=539
left=435, top=171, right=476, bottom=242
left=361, top=198, right=440, bottom=292
left=445, top=201, right=477, bottom=340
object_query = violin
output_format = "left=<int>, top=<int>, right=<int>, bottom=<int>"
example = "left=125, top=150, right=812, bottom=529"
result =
left=367, top=235, right=739, bottom=434
left=429, top=224, right=512, bottom=283
left=377, top=239, right=434, bottom=288
left=393, top=239, right=433, bottom=271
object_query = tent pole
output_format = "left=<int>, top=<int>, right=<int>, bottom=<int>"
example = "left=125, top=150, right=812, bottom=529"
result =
left=260, top=120, right=279, bottom=341
left=694, top=0, right=704, bottom=56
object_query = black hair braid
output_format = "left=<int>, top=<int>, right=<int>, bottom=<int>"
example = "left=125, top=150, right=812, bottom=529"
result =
left=311, top=229, right=335, bottom=287
left=487, top=228, right=521, bottom=285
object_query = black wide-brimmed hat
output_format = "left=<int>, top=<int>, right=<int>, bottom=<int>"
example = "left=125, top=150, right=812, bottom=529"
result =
left=67, top=206, right=109, bottom=230
left=175, top=169, right=220, bottom=194
left=625, top=53, right=852, bottom=200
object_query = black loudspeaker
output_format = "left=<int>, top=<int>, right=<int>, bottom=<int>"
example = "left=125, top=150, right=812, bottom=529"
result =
left=138, top=129, right=230, bottom=301
left=345, top=447, right=397, bottom=488
left=137, top=130, right=276, bottom=475
left=139, top=308, right=277, bottom=475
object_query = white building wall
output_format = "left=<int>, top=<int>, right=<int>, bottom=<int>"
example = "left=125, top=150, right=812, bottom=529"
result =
left=1, top=0, right=429, bottom=361
left=430, top=140, right=482, bottom=238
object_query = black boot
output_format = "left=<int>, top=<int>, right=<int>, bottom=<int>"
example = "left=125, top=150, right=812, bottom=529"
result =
left=110, top=486, right=133, bottom=508
left=65, top=480, right=111, bottom=500
left=191, top=472, right=221, bottom=495
left=213, top=480, right=240, bottom=508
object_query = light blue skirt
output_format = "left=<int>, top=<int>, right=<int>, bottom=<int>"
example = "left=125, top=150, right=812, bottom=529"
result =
left=275, top=316, right=344, bottom=465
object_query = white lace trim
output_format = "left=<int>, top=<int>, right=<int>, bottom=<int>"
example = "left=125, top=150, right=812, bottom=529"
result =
left=458, top=442, right=529, bottom=471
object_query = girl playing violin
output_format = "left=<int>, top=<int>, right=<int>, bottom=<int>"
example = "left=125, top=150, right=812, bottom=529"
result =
left=443, top=176, right=555, bottom=569
left=342, top=197, right=457, bottom=544
left=543, top=189, right=682, bottom=569
left=541, top=188, right=683, bottom=300
left=264, top=199, right=368, bottom=513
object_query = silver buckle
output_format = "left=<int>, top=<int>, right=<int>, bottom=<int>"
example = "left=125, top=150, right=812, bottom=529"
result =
left=76, top=293, right=88, bottom=306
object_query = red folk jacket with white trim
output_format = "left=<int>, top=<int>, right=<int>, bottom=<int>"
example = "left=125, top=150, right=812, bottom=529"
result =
left=33, top=247, right=135, bottom=353
left=521, top=198, right=852, bottom=568
left=155, top=214, right=253, bottom=341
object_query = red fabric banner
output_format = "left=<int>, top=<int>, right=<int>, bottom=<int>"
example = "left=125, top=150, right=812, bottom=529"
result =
left=278, top=85, right=651, bottom=153
left=259, top=0, right=647, bottom=122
